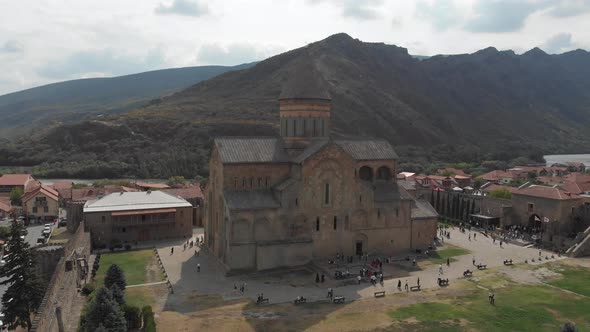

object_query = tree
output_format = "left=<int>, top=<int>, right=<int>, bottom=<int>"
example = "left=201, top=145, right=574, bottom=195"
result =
left=561, top=322, right=578, bottom=332
left=436, top=190, right=441, bottom=212
left=9, top=187, right=23, bottom=206
left=166, top=176, right=187, bottom=187
left=110, top=284, right=124, bottom=306
left=0, top=220, right=45, bottom=331
left=81, top=287, right=126, bottom=332
left=430, top=190, right=435, bottom=208
left=490, top=188, right=512, bottom=200
left=474, top=177, right=485, bottom=189
left=104, top=264, right=126, bottom=291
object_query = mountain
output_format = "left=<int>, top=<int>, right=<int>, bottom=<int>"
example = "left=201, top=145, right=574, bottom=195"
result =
left=1, top=33, right=590, bottom=179
left=0, top=63, right=253, bottom=137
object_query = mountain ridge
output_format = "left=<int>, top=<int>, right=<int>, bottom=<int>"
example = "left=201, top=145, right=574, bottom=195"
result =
left=1, top=33, right=590, bottom=178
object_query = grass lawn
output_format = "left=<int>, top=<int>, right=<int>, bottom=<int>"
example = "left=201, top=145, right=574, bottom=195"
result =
left=429, top=244, right=470, bottom=264
left=95, top=249, right=163, bottom=286
left=389, top=284, right=590, bottom=331
left=546, top=264, right=590, bottom=297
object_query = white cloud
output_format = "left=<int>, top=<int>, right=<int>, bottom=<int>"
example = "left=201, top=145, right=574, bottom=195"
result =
left=541, top=32, right=576, bottom=53
left=154, top=0, right=209, bottom=17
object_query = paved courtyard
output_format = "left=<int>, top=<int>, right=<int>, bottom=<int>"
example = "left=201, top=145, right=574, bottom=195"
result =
left=155, top=226, right=566, bottom=308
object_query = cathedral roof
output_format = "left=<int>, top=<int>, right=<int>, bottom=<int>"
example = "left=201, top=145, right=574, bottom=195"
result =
left=214, top=137, right=398, bottom=164
left=374, top=182, right=412, bottom=202
left=411, top=200, right=439, bottom=219
left=334, top=139, right=399, bottom=160
left=215, top=137, right=290, bottom=164
left=224, top=190, right=280, bottom=210
left=279, top=58, right=331, bottom=100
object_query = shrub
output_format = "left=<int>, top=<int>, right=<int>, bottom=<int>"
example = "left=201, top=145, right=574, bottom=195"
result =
left=81, top=283, right=95, bottom=296
left=122, top=304, right=141, bottom=329
left=142, top=306, right=156, bottom=332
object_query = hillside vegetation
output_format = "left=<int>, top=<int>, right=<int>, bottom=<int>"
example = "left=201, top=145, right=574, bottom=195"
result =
left=2, top=33, right=590, bottom=178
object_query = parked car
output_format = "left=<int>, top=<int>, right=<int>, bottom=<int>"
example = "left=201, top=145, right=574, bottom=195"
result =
left=37, top=237, right=46, bottom=244
left=58, top=219, right=67, bottom=227
left=44, top=223, right=52, bottom=228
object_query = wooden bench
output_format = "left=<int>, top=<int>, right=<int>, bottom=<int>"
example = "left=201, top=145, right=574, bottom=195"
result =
left=333, top=296, right=345, bottom=304
left=256, top=298, right=269, bottom=305
left=477, top=264, right=487, bottom=270
left=438, top=278, right=449, bottom=286
left=463, top=270, right=473, bottom=277
left=503, top=260, right=513, bottom=266
left=294, top=298, right=307, bottom=305
left=374, top=291, right=385, bottom=298
left=410, top=285, right=421, bottom=292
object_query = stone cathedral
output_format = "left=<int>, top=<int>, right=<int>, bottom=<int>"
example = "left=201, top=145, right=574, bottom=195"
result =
left=204, top=68, right=437, bottom=272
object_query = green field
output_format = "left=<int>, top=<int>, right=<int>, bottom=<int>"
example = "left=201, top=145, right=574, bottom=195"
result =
left=429, top=244, right=471, bottom=264
left=95, top=249, right=163, bottom=286
left=388, top=266, right=590, bottom=331
left=547, top=264, right=590, bottom=297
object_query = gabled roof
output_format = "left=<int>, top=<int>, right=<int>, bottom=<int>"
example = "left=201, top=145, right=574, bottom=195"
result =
left=514, top=185, right=580, bottom=200
left=292, top=139, right=330, bottom=164
left=22, top=185, right=59, bottom=203
left=563, top=172, right=590, bottom=184
left=84, top=191, right=191, bottom=213
left=559, top=182, right=590, bottom=195
left=0, top=174, right=33, bottom=186
left=411, top=200, right=438, bottom=219
left=215, top=137, right=290, bottom=164
left=481, top=184, right=517, bottom=193
left=162, top=184, right=204, bottom=200
left=334, top=139, right=398, bottom=160
left=374, top=182, right=412, bottom=202
left=273, top=177, right=299, bottom=192
left=224, top=190, right=280, bottom=210
left=51, top=181, right=73, bottom=190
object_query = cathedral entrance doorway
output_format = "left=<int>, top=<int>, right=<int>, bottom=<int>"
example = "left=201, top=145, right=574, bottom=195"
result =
left=354, top=233, right=368, bottom=256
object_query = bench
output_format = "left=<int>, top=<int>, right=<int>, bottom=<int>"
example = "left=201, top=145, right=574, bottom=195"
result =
left=477, top=264, right=487, bottom=270
left=438, top=278, right=449, bottom=287
left=294, top=298, right=307, bottom=305
left=256, top=298, right=269, bottom=305
left=410, top=285, right=421, bottom=292
left=374, top=291, right=385, bottom=298
left=463, top=270, right=473, bottom=277
left=503, top=260, right=513, bottom=265
left=333, top=296, right=345, bottom=304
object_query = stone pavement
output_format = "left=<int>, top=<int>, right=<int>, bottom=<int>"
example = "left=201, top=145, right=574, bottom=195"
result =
left=156, top=227, right=565, bottom=307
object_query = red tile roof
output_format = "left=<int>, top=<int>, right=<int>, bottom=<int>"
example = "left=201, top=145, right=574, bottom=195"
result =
left=514, top=185, right=580, bottom=200
left=566, top=162, right=585, bottom=167
left=0, top=174, right=33, bottom=186
left=162, top=184, right=204, bottom=201
left=51, top=181, right=73, bottom=190
left=135, top=182, right=170, bottom=189
left=21, top=185, right=59, bottom=203
left=438, top=168, right=466, bottom=176
left=563, top=172, right=590, bottom=184
left=559, top=182, right=590, bottom=195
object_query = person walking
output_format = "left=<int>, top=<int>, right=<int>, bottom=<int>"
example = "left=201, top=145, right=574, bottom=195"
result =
left=417, top=277, right=420, bottom=287
left=446, top=258, right=450, bottom=267
left=397, top=280, right=402, bottom=291
left=170, top=247, right=174, bottom=255
left=316, top=273, right=320, bottom=283
left=439, top=264, right=444, bottom=275
left=197, top=263, right=201, bottom=272
left=404, top=280, right=409, bottom=292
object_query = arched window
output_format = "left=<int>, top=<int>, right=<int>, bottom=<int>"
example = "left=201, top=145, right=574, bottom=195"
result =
left=234, top=177, right=238, bottom=189
left=333, top=216, right=337, bottom=230
left=377, top=166, right=391, bottom=180
left=359, top=166, right=373, bottom=181
left=316, top=217, right=320, bottom=231
left=324, top=183, right=331, bottom=205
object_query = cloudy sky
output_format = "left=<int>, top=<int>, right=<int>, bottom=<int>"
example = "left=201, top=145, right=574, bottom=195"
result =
left=1, top=0, right=589, bottom=95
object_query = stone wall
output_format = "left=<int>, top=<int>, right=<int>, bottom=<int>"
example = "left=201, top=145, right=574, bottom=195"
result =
left=34, top=245, right=65, bottom=283
left=30, top=222, right=91, bottom=332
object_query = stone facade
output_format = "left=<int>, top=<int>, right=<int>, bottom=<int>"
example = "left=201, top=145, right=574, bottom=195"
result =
left=204, top=83, right=438, bottom=272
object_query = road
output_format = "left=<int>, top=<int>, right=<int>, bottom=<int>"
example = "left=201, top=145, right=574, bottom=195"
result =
left=0, top=224, right=47, bottom=311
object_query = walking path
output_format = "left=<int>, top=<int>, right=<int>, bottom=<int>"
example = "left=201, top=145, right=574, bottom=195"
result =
left=156, top=227, right=567, bottom=307
left=126, top=281, right=168, bottom=288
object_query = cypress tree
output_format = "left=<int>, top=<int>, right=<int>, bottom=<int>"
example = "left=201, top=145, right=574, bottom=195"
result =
left=0, top=219, right=45, bottom=331
left=105, top=264, right=126, bottom=291
left=81, top=287, right=127, bottom=332
left=430, top=190, right=435, bottom=208
left=445, top=194, right=451, bottom=218
left=436, top=189, right=441, bottom=212
left=459, top=198, right=465, bottom=221
left=110, top=284, right=125, bottom=306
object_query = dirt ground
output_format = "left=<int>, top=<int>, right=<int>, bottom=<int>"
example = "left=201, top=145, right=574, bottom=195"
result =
left=155, top=258, right=588, bottom=331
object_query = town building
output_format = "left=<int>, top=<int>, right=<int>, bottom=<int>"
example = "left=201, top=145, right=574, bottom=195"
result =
left=204, top=72, right=437, bottom=272
left=162, top=183, right=204, bottom=226
left=134, top=182, right=170, bottom=191
left=0, top=174, right=39, bottom=197
left=83, top=191, right=192, bottom=247
left=21, top=185, right=59, bottom=222
left=0, top=197, right=12, bottom=218
left=510, top=185, right=586, bottom=242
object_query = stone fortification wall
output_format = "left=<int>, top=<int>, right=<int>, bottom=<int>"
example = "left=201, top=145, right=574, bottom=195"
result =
left=30, top=222, right=91, bottom=332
